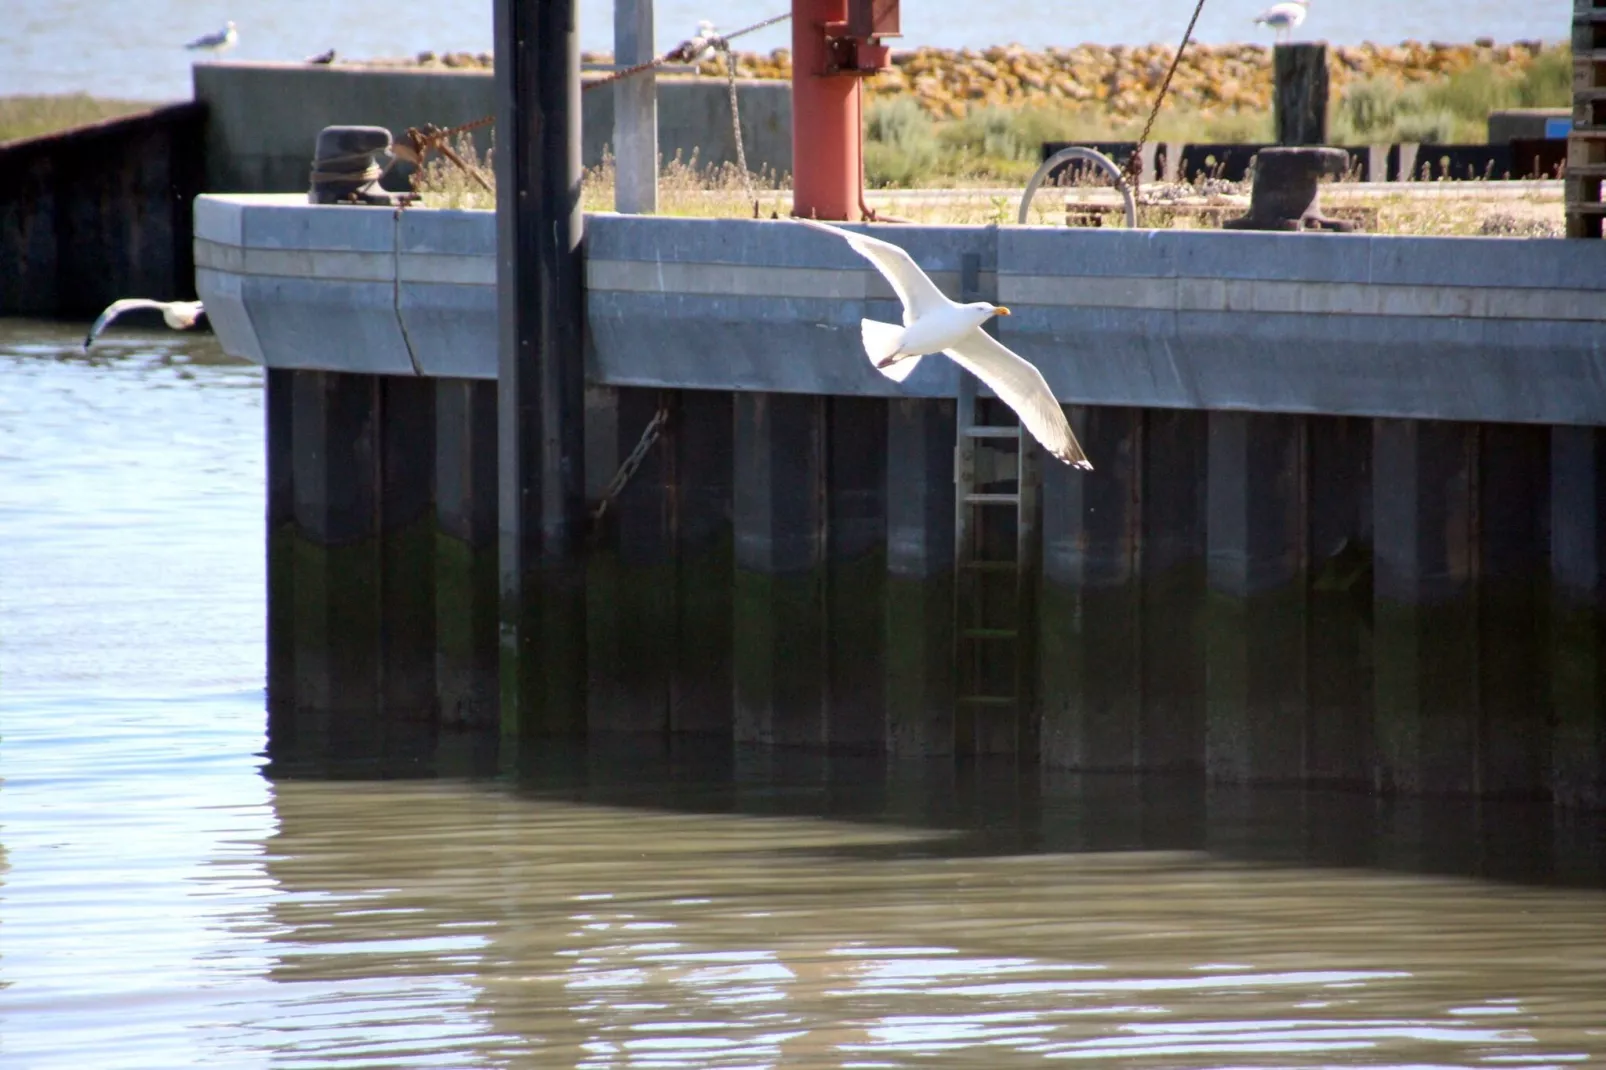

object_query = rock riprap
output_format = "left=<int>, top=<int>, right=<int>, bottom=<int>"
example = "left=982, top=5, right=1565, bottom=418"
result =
left=358, top=40, right=1555, bottom=120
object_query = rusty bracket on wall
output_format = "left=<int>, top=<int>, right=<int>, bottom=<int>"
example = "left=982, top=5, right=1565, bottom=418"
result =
left=821, top=0, right=899, bottom=75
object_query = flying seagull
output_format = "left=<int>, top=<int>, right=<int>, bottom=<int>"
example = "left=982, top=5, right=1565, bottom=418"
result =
left=84, top=299, right=205, bottom=351
left=185, top=21, right=238, bottom=53
left=795, top=217, right=1091, bottom=469
left=1253, top=0, right=1308, bottom=42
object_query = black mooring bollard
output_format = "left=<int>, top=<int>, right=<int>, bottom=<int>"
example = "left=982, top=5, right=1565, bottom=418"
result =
left=493, top=0, right=587, bottom=738
left=1224, top=146, right=1355, bottom=232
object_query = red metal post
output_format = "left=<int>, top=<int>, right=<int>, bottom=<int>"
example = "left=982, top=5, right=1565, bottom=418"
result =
left=792, top=0, right=859, bottom=220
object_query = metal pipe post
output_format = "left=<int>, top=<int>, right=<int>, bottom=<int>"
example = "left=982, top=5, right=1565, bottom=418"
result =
left=614, top=0, right=658, bottom=213
left=494, top=0, right=588, bottom=738
left=791, top=0, right=859, bottom=220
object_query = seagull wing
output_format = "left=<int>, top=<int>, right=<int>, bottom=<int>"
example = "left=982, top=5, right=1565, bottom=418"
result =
left=794, top=217, right=952, bottom=325
left=85, top=298, right=166, bottom=350
left=943, top=328, right=1091, bottom=469
left=185, top=26, right=227, bottom=49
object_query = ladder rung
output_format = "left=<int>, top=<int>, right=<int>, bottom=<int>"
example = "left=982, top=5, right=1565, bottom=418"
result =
left=962, top=628, right=1019, bottom=639
left=963, top=493, right=1020, bottom=505
left=957, top=695, right=1017, bottom=706
left=961, top=426, right=1022, bottom=439
left=960, top=560, right=1017, bottom=572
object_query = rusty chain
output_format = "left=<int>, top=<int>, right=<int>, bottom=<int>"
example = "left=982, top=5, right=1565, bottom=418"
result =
left=1123, top=0, right=1211, bottom=193
left=591, top=403, right=670, bottom=526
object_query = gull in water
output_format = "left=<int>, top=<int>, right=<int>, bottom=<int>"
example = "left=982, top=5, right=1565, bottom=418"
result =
left=795, top=218, right=1091, bottom=469
left=84, top=299, right=205, bottom=350
left=1253, top=0, right=1309, bottom=42
left=185, top=21, right=238, bottom=54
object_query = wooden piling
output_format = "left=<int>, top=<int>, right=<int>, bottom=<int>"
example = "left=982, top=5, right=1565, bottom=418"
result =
left=884, top=398, right=957, bottom=756
left=1550, top=427, right=1606, bottom=808
left=1040, top=405, right=1143, bottom=771
left=1371, top=419, right=1479, bottom=795
left=434, top=379, right=499, bottom=728
left=1273, top=43, right=1329, bottom=146
left=1139, top=408, right=1208, bottom=770
left=669, top=389, right=736, bottom=736
left=1204, top=412, right=1308, bottom=783
left=733, top=393, right=828, bottom=747
left=826, top=397, right=889, bottom=751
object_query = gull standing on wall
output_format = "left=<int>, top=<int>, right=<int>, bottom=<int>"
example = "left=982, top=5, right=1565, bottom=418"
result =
left=795, top=218, right=1092, bottom=469
left=84, top=299, right=205, bottom=350
left=185, top=21, right=238, bottom=54
left=1253, top=0, right=1309, bottom=42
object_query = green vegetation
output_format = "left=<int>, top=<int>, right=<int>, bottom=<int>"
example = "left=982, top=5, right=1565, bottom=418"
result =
left=1331, top=47, right=1571, bottom=144
left=860, top=45, right=1571, bottom=182
left=0, top=94, right=153, bottom=144
left=863, top=99, right=1274, bottom=186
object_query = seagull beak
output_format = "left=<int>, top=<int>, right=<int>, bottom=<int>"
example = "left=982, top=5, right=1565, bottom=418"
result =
left=993, top=306, right=1012, bottom=317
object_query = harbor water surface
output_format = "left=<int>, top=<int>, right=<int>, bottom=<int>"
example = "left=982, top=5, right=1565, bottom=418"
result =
left=2, top=318, right=1605, bottom=1067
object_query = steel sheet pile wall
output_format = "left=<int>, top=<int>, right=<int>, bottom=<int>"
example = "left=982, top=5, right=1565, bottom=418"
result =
left=1, top=103, right=206, bottom=317
left=198, top=196, right=1606, bottom=806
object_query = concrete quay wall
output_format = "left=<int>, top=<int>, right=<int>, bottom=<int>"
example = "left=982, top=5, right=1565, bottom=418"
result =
left=196, top=195, right=1606, bottom=807
left=193, top=62, right=791, bottom=193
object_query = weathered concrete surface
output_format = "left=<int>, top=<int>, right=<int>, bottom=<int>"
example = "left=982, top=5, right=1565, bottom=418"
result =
left=197, top=196, right=1606, bottom=427
left=1, top=103, right=205, bottom=318
left=193, top=62, right=791, bottom=193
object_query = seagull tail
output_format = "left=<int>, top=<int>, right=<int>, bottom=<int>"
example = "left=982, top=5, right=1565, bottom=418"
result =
left=860, top=318, right=921, bottom=382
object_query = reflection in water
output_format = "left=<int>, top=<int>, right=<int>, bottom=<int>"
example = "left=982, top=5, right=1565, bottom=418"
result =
left=2, top=319, right=1606, bottom=1068
left=247, top=730, right=1606, bottom=1068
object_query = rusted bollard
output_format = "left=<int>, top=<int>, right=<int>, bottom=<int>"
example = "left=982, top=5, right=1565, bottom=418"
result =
left=1223, top=146, right=1356, bottom=232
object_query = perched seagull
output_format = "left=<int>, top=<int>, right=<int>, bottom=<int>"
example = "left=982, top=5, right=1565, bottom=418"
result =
left=671, top=20, right=720, bottom=63
left=1253, top=0, right=1309, bottom=42
left=184, top=21, right=238, bottom=54
left=795, top=218, right=1091, bottom=469
left=84, top=299, right=205, bottom=351
left=304, top=48, right=337, bottom=65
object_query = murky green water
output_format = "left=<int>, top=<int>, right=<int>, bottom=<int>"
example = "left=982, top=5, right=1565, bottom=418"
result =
left=3, top=317, right=1605, bottom=1068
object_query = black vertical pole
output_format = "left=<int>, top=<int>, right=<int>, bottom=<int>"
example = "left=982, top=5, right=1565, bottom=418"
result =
left=494, top=0, right=587, bottom=739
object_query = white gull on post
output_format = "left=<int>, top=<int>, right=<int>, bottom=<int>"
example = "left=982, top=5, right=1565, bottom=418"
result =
left=1253, top=0, right=1309, bottom=42
left=794, top=218, right=1092, bottom=469
left=184, top=21, right=238, bottom=54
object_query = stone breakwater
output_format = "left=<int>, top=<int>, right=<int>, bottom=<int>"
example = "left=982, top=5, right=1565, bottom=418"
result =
left=368, top=40, right=1556, bottom=119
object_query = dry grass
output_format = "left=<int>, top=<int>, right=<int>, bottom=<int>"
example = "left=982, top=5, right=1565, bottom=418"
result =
left=410, top=131, right=1564, bottom=237
left=0, top=94, right=152, bottom=144
left=410, top=134, right=791, bottom=216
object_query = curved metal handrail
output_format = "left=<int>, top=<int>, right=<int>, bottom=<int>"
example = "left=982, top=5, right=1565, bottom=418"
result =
left=1017, top=146, right=1138, bottom=228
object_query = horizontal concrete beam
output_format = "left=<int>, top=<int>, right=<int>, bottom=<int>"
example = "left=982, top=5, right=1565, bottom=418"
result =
left=195, top=194, right=1606, bottom=425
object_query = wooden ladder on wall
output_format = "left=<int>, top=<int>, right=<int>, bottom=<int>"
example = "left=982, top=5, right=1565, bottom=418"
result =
left=953, top=252, right=1041, bottom=759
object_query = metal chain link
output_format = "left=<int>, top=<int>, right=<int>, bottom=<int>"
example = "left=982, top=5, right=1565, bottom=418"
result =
left=1124, top=0, right=1211, bottom=192
left=714, top=38, right=758, bottom=213
left=591, top=403, right=670, bottom=525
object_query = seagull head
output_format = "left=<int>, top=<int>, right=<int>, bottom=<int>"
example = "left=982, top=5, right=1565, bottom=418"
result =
left=963, top=300, right=1011, bottom=320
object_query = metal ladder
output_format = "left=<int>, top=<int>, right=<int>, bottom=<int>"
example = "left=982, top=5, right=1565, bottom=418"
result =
left=953, top=253, right=1040, bottom=759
